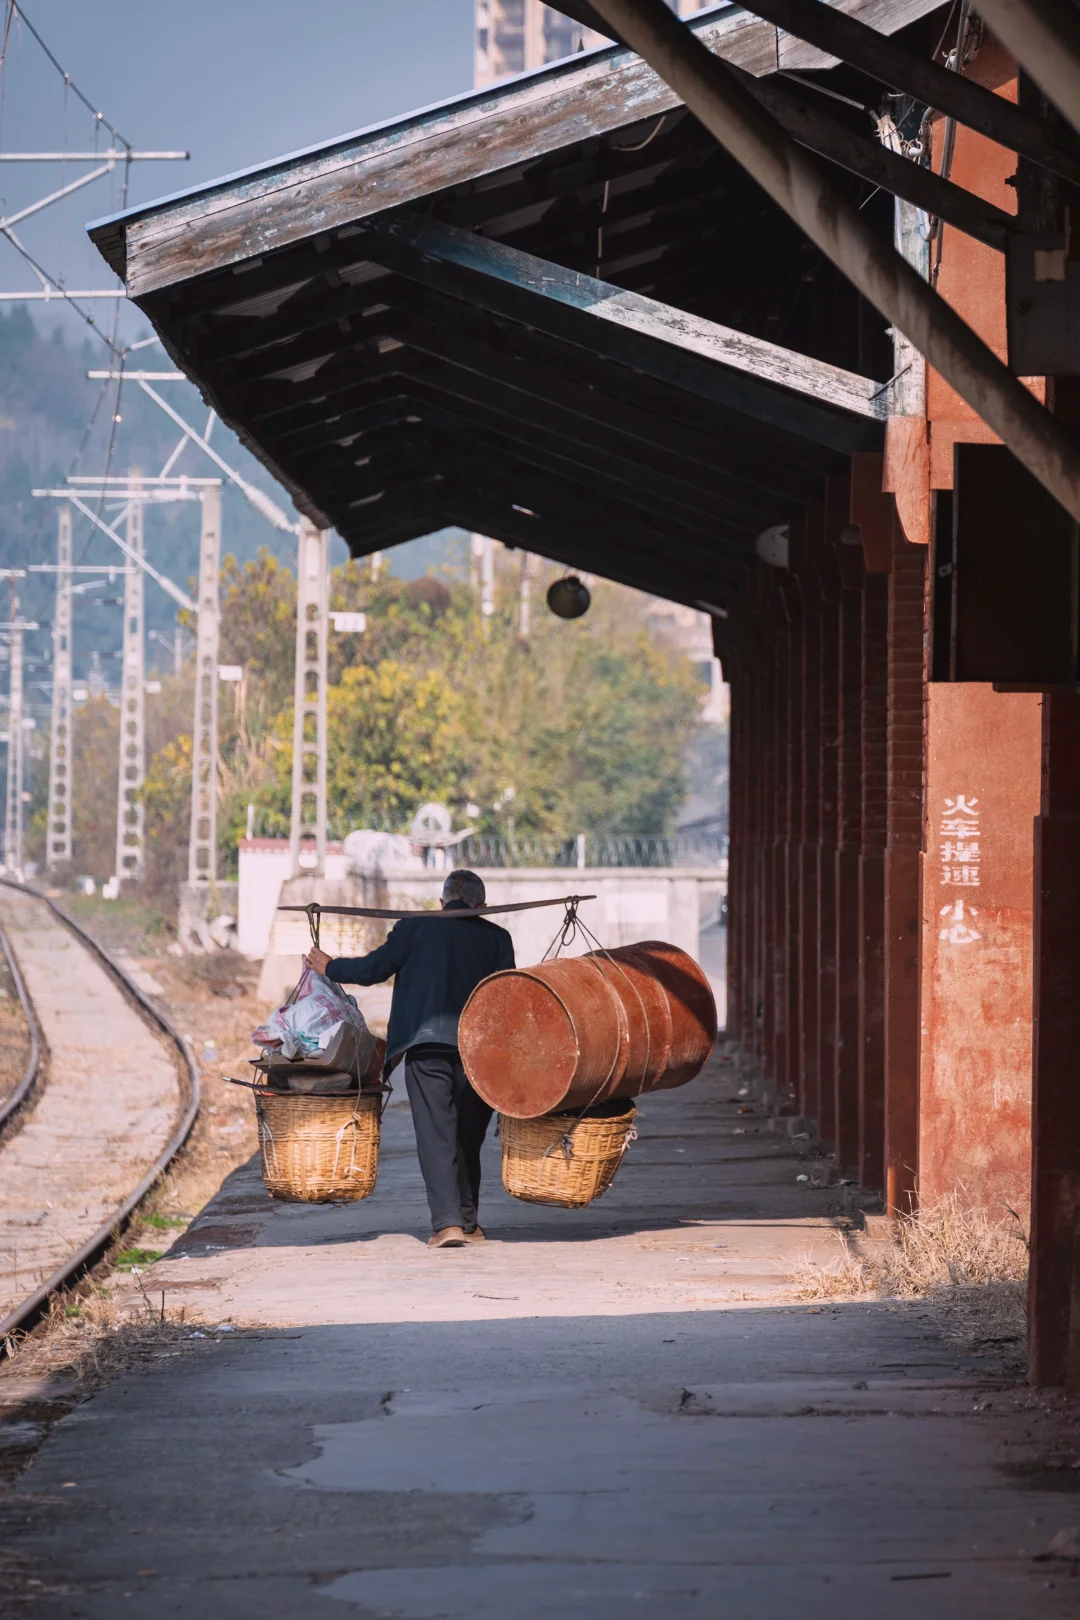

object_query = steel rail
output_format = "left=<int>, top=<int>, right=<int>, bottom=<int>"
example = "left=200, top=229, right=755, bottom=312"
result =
left=0, top=880, right=201, bottom=1344
left=0, top=917, right=41, bottom=1133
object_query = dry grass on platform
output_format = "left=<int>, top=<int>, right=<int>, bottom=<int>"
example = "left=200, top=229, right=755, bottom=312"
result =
left=1, top=1282, right=194, bottom=1399
left=793, top=1193, right=1029, bottom=1356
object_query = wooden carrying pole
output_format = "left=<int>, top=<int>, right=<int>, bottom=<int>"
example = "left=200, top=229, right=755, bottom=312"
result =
left=973, top=0, right=1080, bottom=138
left=588, top=0, right=1080, bottom=524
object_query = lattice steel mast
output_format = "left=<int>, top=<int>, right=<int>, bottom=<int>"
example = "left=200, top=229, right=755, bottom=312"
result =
left=290, top=519, right=328, bottom=877
left=1, top=577, right=35, bottom=877
left=188, top=484, right=221, bottom=885
left=114, top=483, right=146, bottom=885
left=46, top=505, right=73, bottom=873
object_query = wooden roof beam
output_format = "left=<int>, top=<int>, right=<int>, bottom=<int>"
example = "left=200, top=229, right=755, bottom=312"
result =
left=447, top=496, right=731, bottom=609
left=287, top=315, right=807, bottom=511
left=212, top=276, right=836, bottom=484
left=972, top=0, right=1080, bottom=140
left=745, top=0, right=1080, bottom=183
left=730, top=58, right=1017, bottom=252
left=98, top=0, right=942, bottom=297
left=223, top=295, right=824, bottom=504
left=359, top=397, right=759, bottom=547
left=254, top=361, right=830, bottom=501
left=310, top=418, right=752, bottom=563
left=357, top=210, right=886, bottom=451
left=453, top=478, right=747, bottom=603
left=591, top=0, right=1080, bottom=522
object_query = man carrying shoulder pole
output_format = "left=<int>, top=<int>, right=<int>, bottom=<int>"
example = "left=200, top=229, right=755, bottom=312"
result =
left=306, top=869, right=514, bottom=1247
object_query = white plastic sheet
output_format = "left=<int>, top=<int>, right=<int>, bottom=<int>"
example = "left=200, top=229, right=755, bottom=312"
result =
left=253, top=965, right=376, bottom=1074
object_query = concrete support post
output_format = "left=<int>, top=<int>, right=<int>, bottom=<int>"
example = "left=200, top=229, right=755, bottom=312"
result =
left=114, top=488, right=145, bottom=885
left=46, top=504, right=73, bottom=874
left=859, top=573, right=889, bottom=1190
left=918, top=686, right=1039, bottom=1210
left=290, top=518, right=329, bottom=878
left=1030, top=692, right=1080, bottom=1385
left=789, top=522, right=818, bottom=1121
left=748, top=591, right=768, bottom=1066
left=815, top=486, right=845, bottom=1148
left=884, top=526, right=926, bottom=1216
left=3, top=610, right=24, bottom=877
left=715, top=617, right=745, bottom=1042
left=765, top=577, right=791, bottom=1098
left=835, top=559, right=864, bottom=1175
left=188, top=484, right=221, bottom=885
left=739, top=602, right=766, bottom=1061
left=779, top=575, right=802, bottom=1107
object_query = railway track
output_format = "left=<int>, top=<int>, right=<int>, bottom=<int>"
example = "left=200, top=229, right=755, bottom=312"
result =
left=0, top=880, right=199, bottom=1342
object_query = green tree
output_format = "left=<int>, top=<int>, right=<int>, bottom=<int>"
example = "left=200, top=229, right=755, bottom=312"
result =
left=129, top=546, right=709, bottom=903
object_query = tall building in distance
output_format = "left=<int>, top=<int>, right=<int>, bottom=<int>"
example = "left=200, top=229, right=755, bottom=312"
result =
left=475, top=2, right=699, bottom=86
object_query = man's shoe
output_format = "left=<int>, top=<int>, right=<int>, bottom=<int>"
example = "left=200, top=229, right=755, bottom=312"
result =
left=428, top=1226, right=466, bottom=1248
left=463, top=1227, right=487, bottom=1243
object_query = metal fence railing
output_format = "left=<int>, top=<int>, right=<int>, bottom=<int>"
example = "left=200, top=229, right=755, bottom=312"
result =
left=241, top=815, right=727, bottom=869
left=453, top=832, right=727, bottom=869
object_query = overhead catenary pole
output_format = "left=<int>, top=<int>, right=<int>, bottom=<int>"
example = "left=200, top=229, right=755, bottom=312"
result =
left=2, top=591, right=26, bottom=878
left=114, top=482, right=146, bottom=886
left=188, top=484, right=222, bottom=885
left=46, top=505, right=73, bottom=873
left=587, top=0, right=1080, bottom=524
left=290, top=519, right=329, bottom=879
left=481, top=537, right=496, bottom=622
left=31, top=489, right=195, bottom=611
left=519, top=552, right=539, bottom=640
left=972, top=0, right=1080, bottom=139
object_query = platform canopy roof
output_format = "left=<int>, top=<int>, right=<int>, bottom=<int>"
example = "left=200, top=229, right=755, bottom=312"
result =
left=90, top=0, right=957, bottom=611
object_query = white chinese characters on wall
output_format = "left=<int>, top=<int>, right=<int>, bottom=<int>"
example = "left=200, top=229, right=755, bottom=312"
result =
left=938, top=795, right=981, bottom=946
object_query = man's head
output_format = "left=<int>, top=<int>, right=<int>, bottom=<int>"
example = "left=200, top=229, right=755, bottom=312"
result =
left=441, top=869, right=486, bottom=909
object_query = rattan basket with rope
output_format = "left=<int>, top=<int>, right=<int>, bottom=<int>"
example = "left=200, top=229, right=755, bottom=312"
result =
left=500, top=1104, right=637, bottom=1208
left=255, top=1090, right=380, bottom=1202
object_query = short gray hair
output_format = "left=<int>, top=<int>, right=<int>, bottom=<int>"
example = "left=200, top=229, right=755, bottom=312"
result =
left=442, top=868, right=486, bottom=908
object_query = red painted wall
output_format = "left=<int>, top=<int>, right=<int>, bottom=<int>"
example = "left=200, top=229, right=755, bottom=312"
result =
left=919, top=685, right=1041, bottom=1212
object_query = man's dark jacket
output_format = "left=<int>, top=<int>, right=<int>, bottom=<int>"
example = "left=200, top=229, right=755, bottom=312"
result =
left=326, top=903, right=515, bottom=1062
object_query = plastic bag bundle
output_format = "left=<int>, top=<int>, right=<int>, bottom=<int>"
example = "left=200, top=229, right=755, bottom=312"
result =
left=253, top=965, right=377, bottom=1076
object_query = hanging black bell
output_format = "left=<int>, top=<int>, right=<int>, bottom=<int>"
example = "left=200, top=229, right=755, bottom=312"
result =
left=546, top=575, right=591, bottom=620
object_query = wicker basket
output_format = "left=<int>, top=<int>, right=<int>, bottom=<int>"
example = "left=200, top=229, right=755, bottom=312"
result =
left=500, top=1104, right=637, bottom=1208
left=254, top=1090, right=380, bottom=1203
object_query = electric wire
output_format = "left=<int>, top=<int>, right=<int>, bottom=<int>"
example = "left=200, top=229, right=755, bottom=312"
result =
left=5, top=2, right=131, bottom=152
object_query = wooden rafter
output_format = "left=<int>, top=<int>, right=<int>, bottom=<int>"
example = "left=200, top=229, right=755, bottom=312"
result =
left=357, top=211, right=885, bottom=450
left=94, top=0, right=943, bottom=297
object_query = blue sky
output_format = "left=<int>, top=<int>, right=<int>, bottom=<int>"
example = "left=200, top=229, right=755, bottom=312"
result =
left=0, top=1, right=475, bottom=331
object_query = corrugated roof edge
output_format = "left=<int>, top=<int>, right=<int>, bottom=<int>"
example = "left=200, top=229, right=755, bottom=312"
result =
left=87, top=5, right=731, bottom=280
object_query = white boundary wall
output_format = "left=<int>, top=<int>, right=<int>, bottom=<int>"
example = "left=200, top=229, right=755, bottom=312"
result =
left=243, top=841, right=726, bottom=1017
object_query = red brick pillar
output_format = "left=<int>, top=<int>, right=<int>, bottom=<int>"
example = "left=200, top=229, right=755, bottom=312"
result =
left=751, top=598, right=770, bottom=1068
left=835, top=550, right=864, bottom=1175
left=747, top=626, right=766, bottom=1061
left=762, top=576, right=785, bottom=1088
left=815, top=487, right=844, bottom=1146
left=794, top=519, right=821, bottom=1120
left=1030, top=692, right=1080, bottom=1385
left=780, top=573, right=803, bottom=1106
left=715, top=620, right=741, bottom=1040
left=860, top=574, right=888, bottom=1191
left=726, top=609, right=761, bottom=1053
left=884, top=526, right=926, bottom=1216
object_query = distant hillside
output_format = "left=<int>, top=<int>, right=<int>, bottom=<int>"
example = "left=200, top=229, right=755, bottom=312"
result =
left=0, top=306, right=308, bottom=681
left=0, top=307, right=463, bottom=689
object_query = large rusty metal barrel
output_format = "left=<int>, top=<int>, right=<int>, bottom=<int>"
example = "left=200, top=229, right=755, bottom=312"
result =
left=458, top=940, right=717, bottom=1119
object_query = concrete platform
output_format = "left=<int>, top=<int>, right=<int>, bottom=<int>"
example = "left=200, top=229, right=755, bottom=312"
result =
left=9, top=1052, right=1080, bottom=1617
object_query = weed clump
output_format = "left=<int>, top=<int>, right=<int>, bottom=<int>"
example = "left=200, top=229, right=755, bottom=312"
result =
left=792, top=1193, right=1029, bottom=1357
